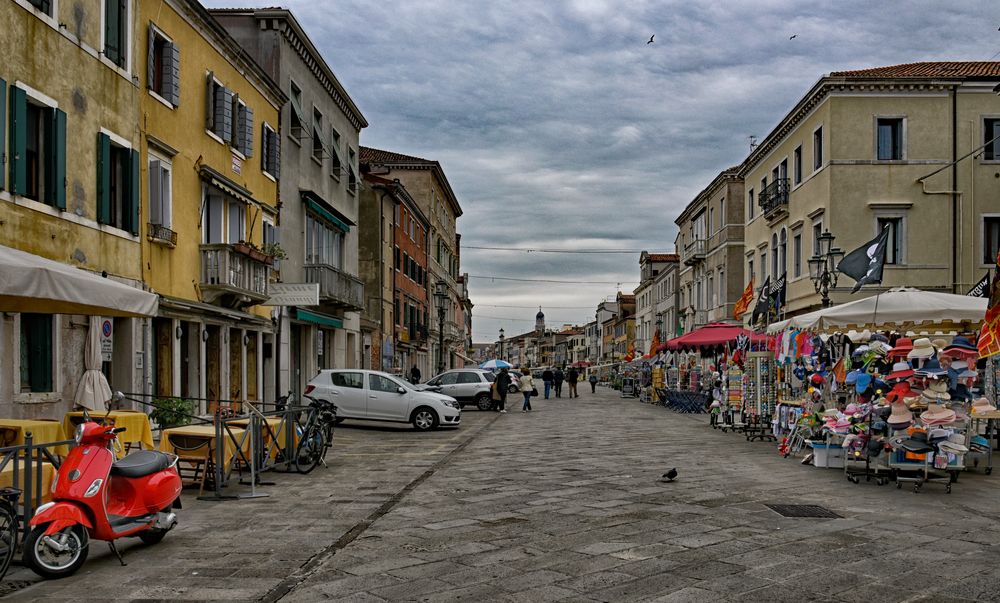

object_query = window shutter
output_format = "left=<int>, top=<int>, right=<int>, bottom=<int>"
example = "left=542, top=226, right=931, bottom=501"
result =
left=149, top=159, right=161, bottom=225
left=49, top=108, right=67, bottom=210
left=128, top=150, right=140, bottom=235
left=272, top=128, right=280, bottom=178
left=0, top=79, right=5, bottom=190
left=230, top=94, right=241, bottom=146
left=167, top=42, right=180, bottom=106
left=105, top=0, right=121, bottom=66
left=220, top=88, right=234, bottom=142
left=205, top=72, right=215, bottom=129
left=243, top=106, right=253, bottom=157
left=147, top=25, right=155, bottom=89
left=96, top=133, right=111, bottom=224
left=9, top=85, right=27, bottom=195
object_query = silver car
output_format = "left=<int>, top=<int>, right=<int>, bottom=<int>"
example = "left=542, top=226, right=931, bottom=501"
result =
left=425, top=369, right=496, bottom=411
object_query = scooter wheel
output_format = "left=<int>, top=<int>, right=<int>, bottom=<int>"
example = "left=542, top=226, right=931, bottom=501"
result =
left=138, top=528, right=168, bottom=545
left=23, top=524, right=89, bottom=579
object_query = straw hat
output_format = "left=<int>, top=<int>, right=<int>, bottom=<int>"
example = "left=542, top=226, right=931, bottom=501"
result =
left=931, top=338, right=949, bottom=350
left=886, top=361, right=914, bottom=381
left=888, top=402, right=913, bottom=426
left=920, top=404, right=956, bottom=425
left=907, top=338, right=935, bottom=359
left=889, top=337, right=914, bottom=359
left=972, top=397, right=997, bottom=414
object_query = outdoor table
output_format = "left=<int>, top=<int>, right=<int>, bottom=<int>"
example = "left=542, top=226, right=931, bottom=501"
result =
left=0, top=419, right=69, bottom=456
left=0, top=461, right=54, bottom=504
left=62, top=411, right=155, bottom=458
left=159, top=424, right=248, bottom=475
left=229, top=417, right=293, bottom=460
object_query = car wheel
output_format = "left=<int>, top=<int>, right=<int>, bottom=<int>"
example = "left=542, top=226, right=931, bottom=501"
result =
left=508, top=384, right=518, bottom=393
left=474, top=393, right=492, bottom=411
left=411, top=407, right=439, bottom=431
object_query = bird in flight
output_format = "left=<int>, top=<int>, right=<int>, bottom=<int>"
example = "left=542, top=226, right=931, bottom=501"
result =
left=647, top=35, right=655, bottom=44
left=789, top=34, right=798, bottom=39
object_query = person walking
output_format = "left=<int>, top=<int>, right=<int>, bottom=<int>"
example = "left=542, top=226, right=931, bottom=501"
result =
left=410, top=364, right=421, bottom=385
left=519, top=367, right=535, bottom=412
left=542, top=367, right=554, bottom=399
left=567, top=367, right=580, bottom=398
left=494, top=367, right=511, bottom=413
left=553, top=367, right=565, bottom=398
left=588, top=373, right=598, bottom=393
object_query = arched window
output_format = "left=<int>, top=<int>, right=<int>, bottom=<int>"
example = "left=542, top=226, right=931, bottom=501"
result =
left=771, top=233, right=779, bottom=277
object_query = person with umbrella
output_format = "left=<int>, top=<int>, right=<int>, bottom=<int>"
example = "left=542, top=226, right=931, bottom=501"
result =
left=493, top=367, right=511, bottom=413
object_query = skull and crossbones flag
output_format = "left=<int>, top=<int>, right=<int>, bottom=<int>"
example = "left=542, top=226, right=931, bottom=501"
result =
left=837, top=226, right=890, bottom=293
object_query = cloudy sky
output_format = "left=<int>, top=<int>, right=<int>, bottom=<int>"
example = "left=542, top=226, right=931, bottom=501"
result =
left=209, top=0, right=997, bottom=342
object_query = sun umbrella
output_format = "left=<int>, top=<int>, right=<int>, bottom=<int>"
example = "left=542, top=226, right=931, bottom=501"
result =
left=480, top=359, right=512, bottom=370
left=73, top=316, right=112, bottom=411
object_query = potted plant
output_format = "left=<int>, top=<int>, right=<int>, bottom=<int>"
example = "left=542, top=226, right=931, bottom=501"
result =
left=233, top=241, right=253, bottom=256
left=261, top=242, right=287, bottom=262
left=150, top=398, right=195, bottom=429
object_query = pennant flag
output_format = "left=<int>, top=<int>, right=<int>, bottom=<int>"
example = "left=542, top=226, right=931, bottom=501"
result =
left=978, top=252, right=1000, bottom=358
left=968, top=272, right=991, bottom=298
left=769, top=273, right=787, bottom=319
left=733, top=277, right=755, bottom=320
left=648, top=328, right=660, bottom=357
left=832, top=357, right=846, bottom=384
left=750, top=276, right=771, bottom=326
left=837, top=226, right=890, bottom=293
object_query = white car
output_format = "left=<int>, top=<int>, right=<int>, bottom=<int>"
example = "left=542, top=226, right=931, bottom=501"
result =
left=305, top=369, right=461, bottom=431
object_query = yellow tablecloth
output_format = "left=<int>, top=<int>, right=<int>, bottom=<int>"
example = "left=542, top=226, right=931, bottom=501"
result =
left=159, top=425, right=248, bottom=475
left=62, top=411, right=155, bottom=457
left=0, top=419, right=69, bottom=456
left=230, top=417, right=294, bottom=460
left=0, top=461, right=54, bottom=504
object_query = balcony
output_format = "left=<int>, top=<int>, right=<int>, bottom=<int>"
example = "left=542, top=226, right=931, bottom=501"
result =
left=147, top=223, right=177, bottom=247
left=707, top=224, right=744, bottom=251
left=682, top=238, right=706, bottom=266
left=443, top=320, right=463, bottom=342
left=200, top=244, right=272, bottom=308
left=759, top=178, right=790, bottom=219
left=304, top=263, right=364, bottom=311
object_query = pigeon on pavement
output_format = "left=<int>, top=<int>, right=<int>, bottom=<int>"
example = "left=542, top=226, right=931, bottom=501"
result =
left=661, top=468, right=677, bottom=482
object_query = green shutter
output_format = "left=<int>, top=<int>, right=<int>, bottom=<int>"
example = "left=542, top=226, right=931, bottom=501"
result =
left=128, top=149, right=140, bottom=235
left=21, top=314, right=53, bottom=393
left=0, top=79, right=5, bottom=190
left=96, top=133, right=111, bottom=224
left=50, top=108, right=66, bottom=210
left=9, top=86, right=26, bottom=195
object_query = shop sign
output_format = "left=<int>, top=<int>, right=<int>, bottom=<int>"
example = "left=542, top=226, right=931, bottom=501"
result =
left=263, top=283, right=320, bottom=306
left=231, top=153, right=242, bottom=175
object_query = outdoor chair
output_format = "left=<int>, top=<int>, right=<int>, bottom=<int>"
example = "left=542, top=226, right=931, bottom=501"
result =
left=169, top=434, right=212, bottom=496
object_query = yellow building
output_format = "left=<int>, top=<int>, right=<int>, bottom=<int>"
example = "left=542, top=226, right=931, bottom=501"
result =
left=0, top=0, right=146, bottom=415
left=742, top=62, right=1000, bottom=316
left=137, top=0, right=283, bottom=410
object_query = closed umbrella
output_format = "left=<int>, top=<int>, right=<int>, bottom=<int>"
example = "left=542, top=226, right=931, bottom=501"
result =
left=73, top=316, right=112, bottom=411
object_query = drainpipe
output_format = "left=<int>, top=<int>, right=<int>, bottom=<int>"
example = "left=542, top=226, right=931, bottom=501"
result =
left=952, top=85, right=958, bottom=292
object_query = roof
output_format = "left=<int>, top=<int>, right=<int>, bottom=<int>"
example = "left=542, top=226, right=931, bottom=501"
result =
left=643, top=253, right=679, bottom=263
left=830, top=62, right=1000, bottom=79
left=360, top=147, right=433, bottom=164
left=360, top=146, right=463, bottom=217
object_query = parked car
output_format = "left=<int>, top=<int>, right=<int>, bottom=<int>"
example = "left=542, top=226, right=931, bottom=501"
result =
left=305, top=369, right=461, bottom=431
left=425, top=369, right=496, bottom=411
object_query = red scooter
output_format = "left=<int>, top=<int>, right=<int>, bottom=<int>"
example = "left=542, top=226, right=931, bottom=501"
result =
left=24, top=415, right=182, bottom=578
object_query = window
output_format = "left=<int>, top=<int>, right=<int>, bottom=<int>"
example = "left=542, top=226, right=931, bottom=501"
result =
left=760, top=177, right=767, bottom=200
left=984, top=118, right=1000, bottom=160
left=97, top=132, right=139, bottom=234
left=28, top=0, right=52, bottom=15
left=330, top=372, right=363, bottom=389
left=263, top=218, right=278, bottom=266
left=348, top=148, right=357, bottom=194
left=747, top=189, right=754, bottom=220
left=202, top=192, right=245, bottom=244
left=288, top=81, right=304, bottom=140
left=812, top=221, right=823, bottom=256
left=793, top=232, right=802, bottom=277
left=813, top=127, right=824, bottom=171
left=708, top=275, right=715, bottom=307
left=262, top=123, right=280, bottom=178
left=233, top=100, right=253, bottom=157
left=312, top=108, right=324, bottom=161
left=771, top=233, right=778, bottom=277
left=877, top=118, right=904, bottom=160
left=747, top=259, right=754, bottom=283
left=394, top=204, right=400, bottom=225
left=205, top=74, right=233, bottom=141
left=330, top=128, right=342, bottom=179
left=986, top=217, right=1000, bottom=264
left=718, top=270, right=725, bottom=304
left=147, top=25, right=179, bottom=106
left=228, top=201, right=245, bottom=243
left=7, top=86, right=67, bottom=207
left=779, top=228, right=787, bottom=277
left=369, top=374, right=400, bottom=393
left=436, top=372, right=459, bottom=386
left=305, top=213, right=344, bottom=268
left=20, top=314, right=53, bottom=393
left=877, top=217, right=903, bottom=265
left=148, top=153, right=172, bottom=230
left=394, top=246, right=400, bottom=271
left=104, top=0, right=128, bottom=68
left=793, top=146, right=802, bottom=184
left=760, top=251, right=767, bottom=281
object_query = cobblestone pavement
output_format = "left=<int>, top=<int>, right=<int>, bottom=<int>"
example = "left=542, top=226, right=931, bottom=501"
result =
left=5, top=387, right=1000, bottom=602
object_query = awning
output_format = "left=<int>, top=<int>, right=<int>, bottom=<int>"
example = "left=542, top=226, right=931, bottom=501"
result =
left=0, top=244, right=158, bottom=317
left=292, top=307, right=343, bottom=329
left=201, top=166, right=274, bottom=214
left=662, top=322, right=767, bottom=353
left=302, top=190, right=354, bottom=233
left=158, top=295, right=272, bottom=328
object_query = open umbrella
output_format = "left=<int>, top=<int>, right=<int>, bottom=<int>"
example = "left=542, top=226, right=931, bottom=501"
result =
left=480, top=359, right=512, bottom=370
left=73, top=316, right=112, bottom=411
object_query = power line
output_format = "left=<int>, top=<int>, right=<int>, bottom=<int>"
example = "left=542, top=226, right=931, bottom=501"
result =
left=464, top=245, right=650, bottom=254
left=477, top=303, right=597, bottom=310
left=467, top=275, right=640, bottom=285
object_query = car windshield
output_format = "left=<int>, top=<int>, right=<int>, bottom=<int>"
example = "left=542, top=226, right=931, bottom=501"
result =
left=384, top=374, right=415, bottom=391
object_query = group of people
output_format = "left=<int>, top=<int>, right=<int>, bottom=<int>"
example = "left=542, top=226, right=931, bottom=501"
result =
left=490, top=366, right=600, bottom=413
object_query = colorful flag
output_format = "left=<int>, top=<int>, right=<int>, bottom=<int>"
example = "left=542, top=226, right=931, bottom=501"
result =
left=838, top=226, right=890, bottom=293
left=733, top=277, right=755, bottom=320
left=979, top=255, right=1000, bottom=358
left=832, top=357, right=846, bottom=384
left=648, top=328, right=661, bottom=356
left=968, top=272, right=991, bottom=298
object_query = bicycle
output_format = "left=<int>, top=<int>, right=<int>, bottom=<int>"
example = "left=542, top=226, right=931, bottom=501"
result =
left=294, top=396, right=338, bottom=474
left=0, top=487, right=21, bottom=580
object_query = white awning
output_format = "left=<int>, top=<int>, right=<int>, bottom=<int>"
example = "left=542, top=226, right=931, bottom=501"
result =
left=0, top=244, right=158, bottom=317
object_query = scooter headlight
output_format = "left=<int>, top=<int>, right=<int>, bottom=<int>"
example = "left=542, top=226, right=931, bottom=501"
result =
left=84, top=479, right=102, bottom=498
left=74, top=423, right=85, bottom=444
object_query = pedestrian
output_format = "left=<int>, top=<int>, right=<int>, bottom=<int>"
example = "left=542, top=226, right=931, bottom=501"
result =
left=553, top=367, right=565, bottom=398
left=494, top=367, right=511, bottom=413
left=410, top=364, right=421, bottom=385
left=567, top=367, right=579, bottom=398
left=588, top=373, right=598, bottom=393
left=542, top=367, right=554, bottom=399
left=519, top=367, right=535, bottom=412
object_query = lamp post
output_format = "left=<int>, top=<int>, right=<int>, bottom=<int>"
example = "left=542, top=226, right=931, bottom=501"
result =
left=498, top=328, right=505, bottom=361
left=808, top=229, right=845, bottom=308
left=434, top=281, right=447, bottom=374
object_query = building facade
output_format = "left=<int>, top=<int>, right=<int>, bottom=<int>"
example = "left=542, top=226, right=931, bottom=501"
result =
left=391, top=179, right=430, bottom=377
left=634, top=252, right=679, bottom=353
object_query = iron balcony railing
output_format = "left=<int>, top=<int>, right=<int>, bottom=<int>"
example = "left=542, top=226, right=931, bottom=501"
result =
left=304, top=263, right=365, bottom=311
left=147, top=222, right=177, bottom=246
left=200, top=244, right=271, bottom=305
left=682, top=238, right=706, bottom=265
left=759, top=178, right=790, bottom=217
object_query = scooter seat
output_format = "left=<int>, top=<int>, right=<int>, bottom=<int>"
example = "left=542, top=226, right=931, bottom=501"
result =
left=111, top=450, right=172, bottom=478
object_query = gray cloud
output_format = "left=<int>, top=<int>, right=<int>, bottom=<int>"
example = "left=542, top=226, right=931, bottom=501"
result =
left=205, top=0, right=997, bottom=342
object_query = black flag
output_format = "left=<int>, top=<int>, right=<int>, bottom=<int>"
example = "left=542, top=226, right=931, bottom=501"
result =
left=837, top=227, right=890, bottom=293
left=769, top=273, right=787, bottom=318
left=751, top=276, right=771, bottom=326
left=968, top=272, right=991, bottom=298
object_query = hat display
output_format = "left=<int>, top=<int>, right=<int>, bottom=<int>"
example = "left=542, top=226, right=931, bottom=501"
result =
left=845, top=370, right=862, bottom=386
left=971, top=397, right=997, bottom=414
left=888, top=402, right=913, bottom=427
left=907, top=338, right=936, bottom=360
left=889, top=337, right=914, bottom=359
left=886, top=361, right=914, bottom=381
left=855, top=373, right=873, bottom=394
left=932, top=338, right=949, bottom=350
left=943, top=336, right=979, bottom=360
left=914, top=359, right=947, bottom=379
left=920, top=403, right=957, bottom=425
left=844, top=403, right=860, bottom=416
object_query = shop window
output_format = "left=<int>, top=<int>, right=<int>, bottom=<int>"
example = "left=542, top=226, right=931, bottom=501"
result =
left=877, top=217, right=903, bottom=264
left=20, top=314, right=53, bottom=393
left=104, top=0, right=128, bottom=68
left=97, top=133, right=139, bottom=234
left=877, top=118, right=904, bottom=160
left=147, top=25, right=179, bottom=106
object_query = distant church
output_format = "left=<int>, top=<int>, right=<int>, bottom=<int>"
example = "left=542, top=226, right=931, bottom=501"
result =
left=535, top=307, right=545, bottom=333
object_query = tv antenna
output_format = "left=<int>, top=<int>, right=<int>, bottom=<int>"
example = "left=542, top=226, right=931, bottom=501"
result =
left=748, top=135, right=758, bottom=151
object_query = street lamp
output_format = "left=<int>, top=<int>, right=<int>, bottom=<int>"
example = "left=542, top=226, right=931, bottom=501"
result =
left=808, top=229, right=845, bottom=308
left=498, top=328, right=505, bottom=361
left=434, top=281, right=448, bottom=373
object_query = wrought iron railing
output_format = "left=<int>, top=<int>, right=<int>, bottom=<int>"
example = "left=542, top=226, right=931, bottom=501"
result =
left=304, top=263, right=364, bottom=310
left=759, top=178, right=790, bottom=216
left=148, top=222, right=178, bottom=246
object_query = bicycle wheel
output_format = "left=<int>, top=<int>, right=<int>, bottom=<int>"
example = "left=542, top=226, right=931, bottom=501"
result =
left=0, top=502, right=17, bottom=580
left=294, top=426, right=325, bottom=474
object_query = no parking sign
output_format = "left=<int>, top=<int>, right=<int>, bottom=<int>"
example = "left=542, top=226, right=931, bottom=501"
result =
left=101, top=319, right=113, bottom=362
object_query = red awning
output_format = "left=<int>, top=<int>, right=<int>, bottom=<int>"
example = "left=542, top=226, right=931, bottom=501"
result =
left=660, top=322, right=766, bottom=352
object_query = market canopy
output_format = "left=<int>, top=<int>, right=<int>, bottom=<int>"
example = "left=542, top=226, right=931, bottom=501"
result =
left=0, top=244, right=158, bottom=317
left=661, top=322, right=767, bottom=352
left=766, top=287, right=987, bottom=334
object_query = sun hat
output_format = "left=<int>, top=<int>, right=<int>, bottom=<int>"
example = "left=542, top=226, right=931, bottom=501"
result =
left=914, top=359, right=947, bottom=379
left=943, top=336, right=979, bottom=360
left=855, top=373, right=873, bottom=394
left=928, top=428, right=952, bottom=444
left=932, top=338, right=949, bottom=350
left=888, top=402, right=913, bottom=425
left=920, top=404, right=956, bottom=425
left=885, top=381, right=913, bottom=403
left=889, top=337, right=914, bottom=359
left=971, top=397, right=997, bottom=414
left=907, top=338, right=936, bottom=360
left=845, top=370, right=862, bottom=386
left=871, top=333, right=890, bottom=344
left=939, top=438, right=969, bottom=454
left=886, top=361, right=914, bottom=381
left=869, top=341, right=892, bottom=356
left=852, top=330, right=872, bottom=343
left=844, top=403, right=860, bottom=416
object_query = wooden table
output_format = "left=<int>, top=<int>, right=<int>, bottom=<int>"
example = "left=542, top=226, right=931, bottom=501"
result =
left=62, top=411, right=155, bottom=458
left=0, top=419, right=69, bottom=456
left=0, top=461, right=54, bottom=504
left=229, top=417, right=294, bottom=461
left=159, top=425, right=248, bottom=475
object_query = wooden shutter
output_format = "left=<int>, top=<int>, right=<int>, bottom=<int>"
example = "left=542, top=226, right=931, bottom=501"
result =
left=49, top=109, right=67, bottom=210
left=205, top=72, right=215, bottom=130
left=9, top=85, right=27, bottom=195
left=167, top=42, right=180, bottom=106
left=128, top=149, right=140, bottom=235
left=271, top=127, right=280, bottom=178
left=0, top=79, right=5, bottom=190
left=22, top=314, right=53, bottom=393
left=96, top=133, right=111, bottom=224
left=149, top=159, right=161, bottom=225
left=218, top=89, right=234, bottom=142
left=242, top=106, right=253, bottom=157
left=147, top=24, right=156, bottom=89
